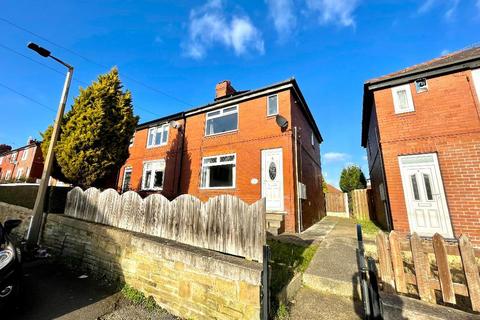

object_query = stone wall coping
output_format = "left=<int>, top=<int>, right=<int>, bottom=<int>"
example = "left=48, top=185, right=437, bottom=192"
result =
left=0, top=201, right=32, bottom=215
left=47, top=214, right=263, bottom=285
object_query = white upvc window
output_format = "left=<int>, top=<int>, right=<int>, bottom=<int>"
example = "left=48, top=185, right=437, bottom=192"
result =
left=21, top=149, right=29, bottom=161
left=205, top=106, right=238, bottom=136
left=26, top=167, right=31, bottom=179
left=16, top=168, right=23, bottom=180
left=129, top=133, right=135, bottom=147
left=311, top=132, right=315, bottom=146
left=122, top=167, right=132, bottom=192
left=142, top=159, right=165, bottom=190
left=267, top=94, right=278, bottom=116
left=392, top=84, right=415, bottom=114
left=5, top=170, right=11, bottom=180
left=0, top=156, right=3, bottom=165
left=147, top=124, right=169, bottom=148
left=472, top=69, right=480, bottom=102
left=200, top=153, right=236, bottom=189
left=11, top=152, right=17, bottom=162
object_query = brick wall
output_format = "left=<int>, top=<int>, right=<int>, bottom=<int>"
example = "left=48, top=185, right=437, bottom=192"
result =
left=371, top=70, right=480, bottom=245
left=0, top=143, right=44, bottom=182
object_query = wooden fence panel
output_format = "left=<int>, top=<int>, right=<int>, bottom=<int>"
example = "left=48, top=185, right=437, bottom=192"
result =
left=410, top=233, right=435, bottom=303
left=64, top=187, right=266, bottom=262
left=459, top=235, right=480, bottom=312
left=432, top=233, right=456, bottom=304
left=376, top=232, right=395, bottom=292
left=351, top=189, right=370, bottom=220
left=325, top=193, right=346, bottom=213
left=389, top=231, right=407, bottom=293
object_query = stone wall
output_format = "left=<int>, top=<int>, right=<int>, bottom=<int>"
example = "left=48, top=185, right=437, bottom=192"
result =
left=42, top=214, right=262, bottom=320
left=0, top=201, right=32, bottom=239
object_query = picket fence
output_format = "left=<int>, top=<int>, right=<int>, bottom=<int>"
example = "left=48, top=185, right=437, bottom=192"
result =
left=64, top=187, right=266, bottom=262
left=377, top=231, right=480, bottom=312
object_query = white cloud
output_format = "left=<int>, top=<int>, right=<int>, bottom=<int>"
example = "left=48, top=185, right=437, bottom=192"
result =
left=323, top=152, right=350, bottom=163
left=265, top=0, right=297, bottom=39
left=305, top=0, right=359, bottom=27
left=444, top=0, right=459, bottom=20
left=417, top=0, right=436, bottom=14
left=362, top=155, right=368, bottom=161
left=184, top=0, right=264, bottom=59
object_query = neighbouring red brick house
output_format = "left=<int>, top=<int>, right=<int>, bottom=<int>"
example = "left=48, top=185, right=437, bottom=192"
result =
left=117, top=78, right=325, bottom=234
left=0, top=139, right=44, bottom=183
left=362, top=47, right=480, bottom=245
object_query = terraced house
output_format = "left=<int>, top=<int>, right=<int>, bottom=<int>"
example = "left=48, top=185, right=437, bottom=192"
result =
left=362, top=47, right=480, bottom=245
left=0, top=138, right=44, bottom=183
left=117, top=78, right=325, bottom=234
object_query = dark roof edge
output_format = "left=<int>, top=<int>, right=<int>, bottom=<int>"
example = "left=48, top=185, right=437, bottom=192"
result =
left=366, top=56, right=480, bottom=90
left=136, top=78, right=323, bottom=142
left=0, top=141, right=41, bottom=157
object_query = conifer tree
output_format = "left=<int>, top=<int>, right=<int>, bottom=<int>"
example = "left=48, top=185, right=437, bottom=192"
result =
left=41, top=68, right=138, bottom=188
left=339, top=165, right=367, bottom=193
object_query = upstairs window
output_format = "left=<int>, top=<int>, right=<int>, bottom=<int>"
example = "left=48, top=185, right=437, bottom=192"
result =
left=311, top=132, right=315, bottom=147
left=201, top=154, right=236, bottom=189
left=142, top=160, right=165, bottom=190
left=392, top=84, right=414, bottom=114
left=129, top=133, right=135, bottom=147
left=21, top=149, right=29, bottom=161
left=10, top=152, right=17, bottom=162
left=147, top=124, right=169, bottom=148
left=0, top=157, right=3, bottom=165
left=473, top=69, right=480, bottom=102
left=205, top=106, right=238, bottom=136
left=267, top=94, right=278, bottom=116
left=122, top=167, right=132, bottom=192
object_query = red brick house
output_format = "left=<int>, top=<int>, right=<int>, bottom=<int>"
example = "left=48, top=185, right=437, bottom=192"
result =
left=117, top=78, right=325, bottom=234
left=362, top=47, right=480, bottom=244
left=0, top=139, right=44, bottom=183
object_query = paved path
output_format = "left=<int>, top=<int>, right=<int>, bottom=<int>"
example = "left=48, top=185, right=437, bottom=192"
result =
left=289, top=217, right=364, bottom=319
left=272, top=216, right=338, bottom=247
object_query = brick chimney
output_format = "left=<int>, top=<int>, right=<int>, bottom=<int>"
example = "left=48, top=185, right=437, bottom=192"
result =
left=215, top=80, right=236, bottom=100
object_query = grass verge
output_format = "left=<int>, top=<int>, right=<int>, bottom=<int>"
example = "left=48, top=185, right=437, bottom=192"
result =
left=355, top=218, right=382, bottom=236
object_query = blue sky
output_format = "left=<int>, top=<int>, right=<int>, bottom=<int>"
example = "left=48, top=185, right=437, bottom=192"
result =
left=1, top=0, right=479, bottom=187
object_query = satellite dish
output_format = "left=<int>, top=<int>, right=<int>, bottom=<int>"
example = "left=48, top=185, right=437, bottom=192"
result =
left=275, top=114, right=288, bottom=129
left=169, top=120, right=180, bottom=129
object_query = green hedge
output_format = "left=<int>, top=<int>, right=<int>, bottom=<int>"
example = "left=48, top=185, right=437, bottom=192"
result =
left=0, top=184, right=72, bottom=213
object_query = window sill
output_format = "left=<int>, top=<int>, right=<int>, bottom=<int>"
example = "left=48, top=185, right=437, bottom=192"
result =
left=199, top=186, right=236, bottom=190
left=204, top=129, right=238, bottom=138
left=394, top=110, right=415, bottom=116
left=146, top=144, right=168, bottom=149
left=266, top=113, right=278, bottom=118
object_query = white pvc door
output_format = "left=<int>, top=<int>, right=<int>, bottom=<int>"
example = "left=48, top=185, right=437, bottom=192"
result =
left=398, top=153, right=453, bottom=238
left=261, top=148, right=284, bottom=212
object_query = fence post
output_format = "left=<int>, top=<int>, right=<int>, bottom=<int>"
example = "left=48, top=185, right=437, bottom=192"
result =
left=344, top=193, right=350, bottom=217
left=458, top=235, right=480, bottom=312
left=356, top=224, right=371, bottom=319
left=376, top=232, right=395, bottom=292
left=389, top=231, right=407, bottom=293
left=261, top=244, right=271, bottom=320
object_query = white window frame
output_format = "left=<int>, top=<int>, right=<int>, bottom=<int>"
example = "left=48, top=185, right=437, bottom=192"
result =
left=200, top=153, right=236, bottom=189
left=0, top=156, right=3, bottom=165
left=16, top=168, right=23, bottom=180
left=11, top=152, right=17, bottom=162
left=21, top=149, right=29, bottom=161
left=129, top=133, right=135, bottom=148
left=141, top=159, right=166, bottom=191
left=26, top=167, right=31, bottom=179
left=122, top=167, right=132, bottom=192
left=146, top=124, right=169, bottom=148
left=392, top=84, right=415, bottom=114
left=311, top=132, right=315, bottom=146
left=205, top=106, right=239, bottom=136
left=472, top=69, right=480, bottom=103
left=267, top=94, right=278, bottom=116
left=5, top=170, right=11, bottom=180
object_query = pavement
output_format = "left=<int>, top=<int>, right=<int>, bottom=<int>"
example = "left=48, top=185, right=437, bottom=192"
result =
left=3, top=259, right=176, bottom=320
left=288, top=217, right=364, bottom=319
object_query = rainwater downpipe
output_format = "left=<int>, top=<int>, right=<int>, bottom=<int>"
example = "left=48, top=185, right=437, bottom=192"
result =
left=294, top=126, right=302, bottom=233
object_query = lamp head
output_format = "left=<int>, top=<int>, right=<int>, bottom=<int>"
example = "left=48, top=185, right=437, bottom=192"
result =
left=27, top=42, right=51, bottom=58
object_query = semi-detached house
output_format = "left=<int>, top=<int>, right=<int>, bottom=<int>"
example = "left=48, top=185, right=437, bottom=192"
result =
left=362, top=46, right=480, bottom=246
left=117, top=78, right=326, bottom=234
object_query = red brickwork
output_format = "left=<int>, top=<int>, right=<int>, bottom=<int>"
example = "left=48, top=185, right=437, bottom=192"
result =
left=0, top=142, right=44, bottom=182
left=118, top=85, right=324, bottom=233
left=372, top=70, right=480, bottom=244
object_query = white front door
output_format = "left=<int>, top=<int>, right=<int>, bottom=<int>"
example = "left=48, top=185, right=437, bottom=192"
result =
left=398, top=153, right=453, bottom=238
left=261, top=148, right=284, bottom=212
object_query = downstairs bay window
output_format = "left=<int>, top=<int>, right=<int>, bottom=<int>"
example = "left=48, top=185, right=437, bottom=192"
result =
left=201, top=154, right=236, bottom=189
left=142, top=160, right=165, bottom=190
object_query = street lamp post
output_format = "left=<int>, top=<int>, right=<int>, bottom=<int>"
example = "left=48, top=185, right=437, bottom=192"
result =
left=26, top=42, right=74, bottom=248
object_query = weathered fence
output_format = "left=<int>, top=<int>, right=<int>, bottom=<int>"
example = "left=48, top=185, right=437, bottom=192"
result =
left=351, top=189, right=371, bottom=220
left=64, top=187, right=266, bottom=262
left=376, top=231, right=480, bottom=312
left=325, top=192, right=348, bottom=217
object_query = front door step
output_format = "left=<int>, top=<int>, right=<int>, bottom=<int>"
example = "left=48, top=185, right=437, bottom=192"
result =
left=266, top=212, right=285, bottom=236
